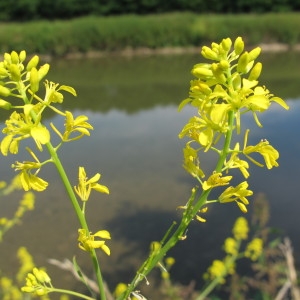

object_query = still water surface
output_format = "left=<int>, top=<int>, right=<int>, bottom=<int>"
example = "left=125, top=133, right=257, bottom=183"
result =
left=1, top=52, right=300, bottom=293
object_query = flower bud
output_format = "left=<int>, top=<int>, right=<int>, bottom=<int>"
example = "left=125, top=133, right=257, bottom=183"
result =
left=0, top=67, right=8, bottom=77
left=237, top=52, right=249, bottom=73
left=192, top=64, right=213, bottom=78
left=232, top=74, right=241, bottom=89
left=248, top=47, right=261, bottom=61
left=0, top=85, right=11, bottom=97
left=11, top=51, right=19, bottom=64
left=38, top=63, right=50, bottom=80
left=26, top=55, right=39, bottom=71
left=4, top=53, right=11, bottom=64
left=248, top=62, right=262, bottom=81
left=9, top=64, right=21, bottom=81
left=19, top=50, right=26, bottom=62
left=21, top=286, right=35, bottom=292
left=219, top=60, right=230, bottom=70
left=30, top=67, right=39, bottom=93
left=201, top=46, right=219, bottom=60
left=39, top=269, right=51, bottom=283
left=211, top=63, right=227, bottom=84
left=234, top=37, right=244, bottom=55
left=0, top=99, right=12, bottom=110
left=221, top=38, right=232, bottom=52
left=36, top=288, right=48, bottom=296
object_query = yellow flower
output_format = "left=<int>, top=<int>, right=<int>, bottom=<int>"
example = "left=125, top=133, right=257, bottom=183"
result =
left=225, top=143, right=250, bottom=178
left=244, top=139, right=279, bottom=169
left=223, top=237, right=238, bottom=256
left=245, top=238, right=263, bottom=261
left=204, top=259, right=226, bottom=284
left=43, top=80, right=76, bottom=105
left=1, top=110, right=50, bottom=155
left=12, top=148, right=48, bottom=192
left=114, top=283, right=127, bottom=298
left=17, top=247, right=35, bottom=283
left=202, top=172, right=232, bottom=190
left=232, top=217, right=249, bottom=240
left=78, top=228, right=111, bottom=255
left=61, top=111, right=93, bottom=142
left=74, top=166, right=109, bottom=201
left=165, top=257, right=175, bottom=267
left=21, top=268, right=52, bottom=296
left=219, top=182, right=253, bottom=213
left=179, top=103, right=229, bottom=151
left=182, top=143, right=205, bottom=178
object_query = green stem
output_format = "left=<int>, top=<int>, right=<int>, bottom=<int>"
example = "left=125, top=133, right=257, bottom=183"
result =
left=120, top=111, right=236, bottom=300
left=196, top=241, right=242, bottom=300
left=119, top=189, right=210, bottom=300
left=45, top=142, right=107, bottom=300
left=50, top=288, right=96, bottom=300
left=16, top=78, right=107, bottom=298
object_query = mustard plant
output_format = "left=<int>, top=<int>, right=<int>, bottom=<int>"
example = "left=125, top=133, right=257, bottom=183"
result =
left=115, top=36, right=289, bottom=300
left=0, top=51, right=110, bottom=299
left=0, top=36, right=289, bottom=300
left=198, top=216, right=263, bottom=300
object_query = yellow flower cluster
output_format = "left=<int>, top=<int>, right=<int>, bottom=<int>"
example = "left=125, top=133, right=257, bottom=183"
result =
left=245, top=237, right=263, bottom=261
left=178, top=37, right=289, bottom=213
left=21, top=267, right=52, bottom=296
left=233, top=216, right=249, bottom=240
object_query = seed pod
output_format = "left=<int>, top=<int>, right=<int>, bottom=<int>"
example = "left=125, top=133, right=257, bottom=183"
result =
left=234, top=37, right=244, bottom=55
left=26, top=55, right=39, bottom=71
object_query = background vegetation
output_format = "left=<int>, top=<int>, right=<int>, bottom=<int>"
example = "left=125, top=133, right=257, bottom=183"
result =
left=0, top=13, right=300, bottom=57
left=0, top=0, right=299, bottom=21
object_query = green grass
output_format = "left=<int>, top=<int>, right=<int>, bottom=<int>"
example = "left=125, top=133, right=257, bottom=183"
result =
left=0, top=12, right=299, bottom=56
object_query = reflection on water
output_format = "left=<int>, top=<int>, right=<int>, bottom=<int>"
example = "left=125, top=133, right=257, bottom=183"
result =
left=1, top=52, right=300, bottom=294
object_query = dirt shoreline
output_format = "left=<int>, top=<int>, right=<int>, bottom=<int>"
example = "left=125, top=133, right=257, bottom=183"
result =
left=61, top=43, right=300, bottom=60
left=1, top=43, right=298, bottom=62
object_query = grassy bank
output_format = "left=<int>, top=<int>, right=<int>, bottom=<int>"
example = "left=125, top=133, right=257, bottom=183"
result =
left=0, top=12, right=300, bottom=56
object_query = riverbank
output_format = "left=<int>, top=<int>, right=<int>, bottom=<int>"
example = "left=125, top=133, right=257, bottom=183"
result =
left=63, top=43, right=300, bottom=60
left=1, top=12, right=300, bottom=58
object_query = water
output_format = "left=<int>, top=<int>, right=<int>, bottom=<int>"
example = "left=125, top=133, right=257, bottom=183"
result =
left=0, top=51, right=300, bottom=295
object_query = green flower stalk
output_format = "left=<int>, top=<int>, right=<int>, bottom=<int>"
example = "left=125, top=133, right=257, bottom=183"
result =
left=118, top=37, right=289, bottom=299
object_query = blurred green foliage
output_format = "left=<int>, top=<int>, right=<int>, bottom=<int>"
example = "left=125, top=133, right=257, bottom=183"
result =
left=0, top=13, right=299, bottom=57
left=0, top=0, right=299, bottom=21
